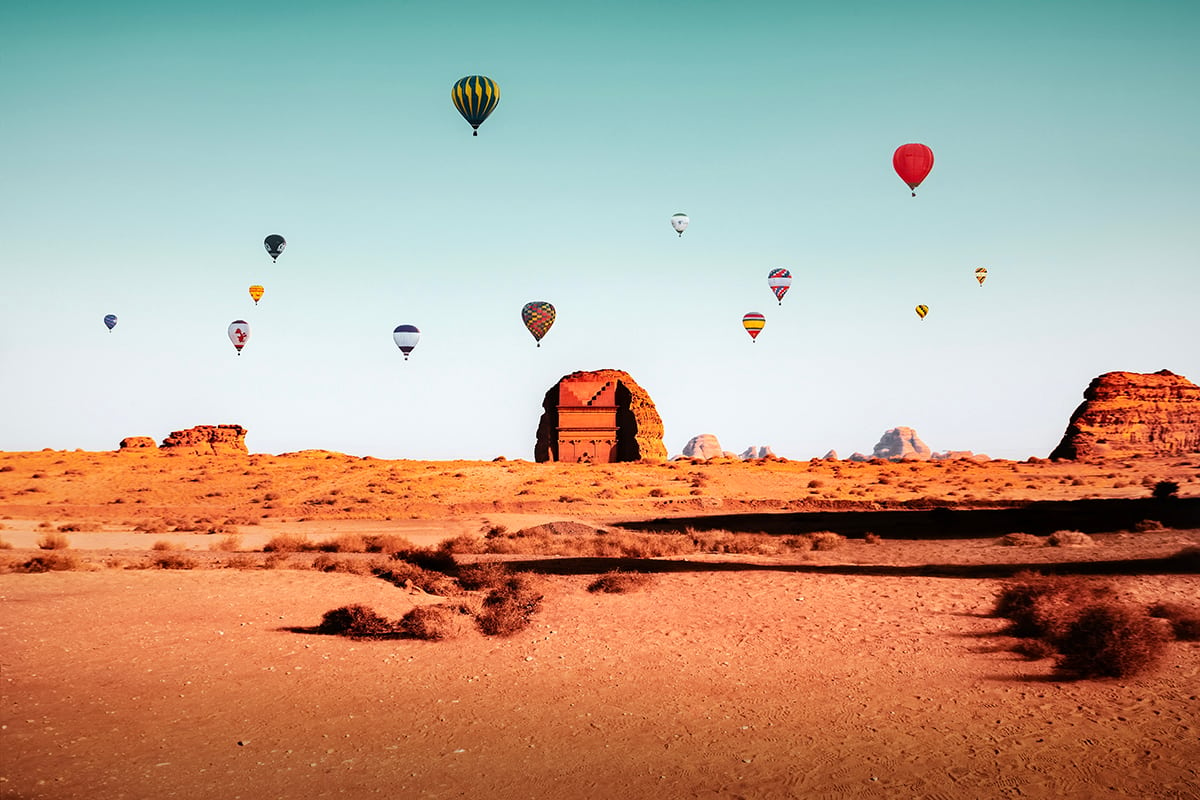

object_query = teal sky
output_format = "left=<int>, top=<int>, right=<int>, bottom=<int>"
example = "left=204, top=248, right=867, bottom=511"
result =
left=2, top=1, right=1197, bottom=460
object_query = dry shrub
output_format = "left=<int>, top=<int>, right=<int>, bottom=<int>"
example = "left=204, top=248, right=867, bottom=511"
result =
left=153, top=552, right=197, bottom=569
left=0, top=538, right=12, bottom=550
left=310, top=553, right=372, bottom=575
left=134, top=520, right=169, bottom=534
left=1013, top=638, right=1058, bottom=660
left=37, top=532, right=70, bottom=550
left=1048, top=530, right=1094, bottom=547
left=999, top=532, right=1042, bottom=547
left=456, top=561, right=510, bottom=591
left=263, top=552, right=292, bottom=570
left=263, top=533, right=316, bottom=552
left=1133, top=519, right=1164, bottom=533
left=317, top=604, right=401, bottom=638
left=401, top=604, right=474, bottom=640
left=588, top=571, right=654, bottom=594
left=439, top=534, right=485, bottom=554
left=809, top=531, right=845, bottom=551
left=392, top=545, right=457, bottom=574
left=476, top=574, right=544, bottom=636
left=864, top=533, right=882, bottom=545
left=317, top=533, right=368, bottom=553
left=1148, top=602, right=1200, bottom=641
left=151, top=540, right=181, bottom=551
left=222, top=554, right=255, bottom=570
left=57, top=522, right=100, bottom=532
left=373, top=562, right=459, bottom=596
left=1056, top=602, right=1169, bottom=678
left=17, top=552, right=79, bottom=572
left=209, top=534, right=243, bottom=552
left=363, top=534, right=416, bottom=554
left=993, top=572, right=1116, bottom=640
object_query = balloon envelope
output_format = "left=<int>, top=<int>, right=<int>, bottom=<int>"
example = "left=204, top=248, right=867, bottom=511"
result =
left=521, top=302, right=556, bottom=346
left=893, top=144, right=934, bottom=195
left=670, top=213, right=689, bottom=236
left=249, top=285, right=265, bottom=304
left=915, top=304, right=929, bottom=320
left=452, top=75, right=500, bottom=135
left=743, top=312, right=765, bottom=341
left=975, top=267, right=988, bottom=286
left=767, top=268, right=792, bottom=305
left=264, top=234, right=286, bottom=261
left=228, top=320, right=250, bottom=354
left=392, top=324, right=420, bottom=360
left=103, top=314, right=117, bottom=331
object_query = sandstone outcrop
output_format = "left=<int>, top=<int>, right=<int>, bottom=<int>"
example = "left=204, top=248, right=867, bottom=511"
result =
left=160, top=425, right=248, bottom=455
left=681, top=434, right=727, bottom=460
left=822, top=450, right=839, bottom=461
left=119, top=437, right=155, bottom=450
left=1050, top=370, right=1200, bottom=460
left=535, top=370, right=666, bottom=462
left=873, top=427, right=932, bottom=461
left=739, top=446, right=775, bottom=460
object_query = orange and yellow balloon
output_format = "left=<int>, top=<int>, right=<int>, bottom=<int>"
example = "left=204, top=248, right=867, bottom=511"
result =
left=915, top=304, right=929, bottom=320
left=248, top=285, right=265, bottom=305
left=743, top=312, right=765, bottom=341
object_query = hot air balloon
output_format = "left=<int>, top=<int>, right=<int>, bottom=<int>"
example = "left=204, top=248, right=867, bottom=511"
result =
left=915, top=304, right=929, bottom=320
left=392, top=324, right=420, bottom=360
left=743, top=312, right=765, bottom=341
left=767, top=268, right=792, bottom=305
left=975, top=267, right=988, bottom=287
left=521, top=301, right=555, bottom=347
left=893, top=144, right=934, bottom=196
left=670, top=213, right=689, bottom=237
left=452, top=75, right=500, bottom=136
left=249, top=285, right=265, bottom=305
left=264, top=234, right=286, bottom=261
left=228, top=320, right=250, bottom=355
left=103, top=314, right=117, bottom=332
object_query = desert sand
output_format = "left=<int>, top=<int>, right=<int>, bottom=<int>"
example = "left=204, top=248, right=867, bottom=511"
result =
left=2, top=450, right=1198, bottom=799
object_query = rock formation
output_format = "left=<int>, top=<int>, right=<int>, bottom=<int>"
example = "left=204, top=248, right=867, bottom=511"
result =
left=118, top=436, right=155, bottom=450
left=1050, top=370, right=1200, bottom=460
left=160, top=425, right=248, bottom=455
left=932, top=450, right=989, bottom=461
left=822, top=450, right=839, bottom=461
left=739, top=446, right=775, bottom=460
left=681, top=434, right=726, bottom=460
left=535, top=370, right=666, bottom=462
left=872, top=427, right=932, bottom=461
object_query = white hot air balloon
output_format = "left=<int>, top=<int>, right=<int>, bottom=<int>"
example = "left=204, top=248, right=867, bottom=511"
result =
left=228, top=320, right=250, bottom=355
left=392, top=324, right=420, bottom=360
left=670, top=212, right=689, bottom=237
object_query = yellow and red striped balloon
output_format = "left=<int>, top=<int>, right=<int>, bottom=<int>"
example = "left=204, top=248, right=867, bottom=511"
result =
left=743, top=312, right=765, bottom=341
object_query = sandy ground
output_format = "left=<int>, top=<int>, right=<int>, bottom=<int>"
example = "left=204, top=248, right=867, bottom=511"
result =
left=2, top=450, right=1199, bottom=799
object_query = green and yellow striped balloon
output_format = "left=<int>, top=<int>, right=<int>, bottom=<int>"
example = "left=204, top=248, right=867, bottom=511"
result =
left=452, top=75, right=500, bottom=136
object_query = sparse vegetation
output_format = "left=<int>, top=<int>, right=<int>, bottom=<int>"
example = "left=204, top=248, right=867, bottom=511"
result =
left=263, top=533, right=316, bottom=552
left=475, top=574, right=545, bottom=636
left=37, top=532, right=70, bottom=550
left=153, top=552, right=198, bottom=569
left=317, top=604, right=401, bottom=638
left=1151, top=480, right=1179, bottom=500
left=400, top=604, right=474, bottom=640
left=999, top=532, right=1042, bottom=547
left=1055, top=603, right=1169, bottom=679
left=588, top=571, right=654, bottom=594
left=1148, top=602, right=1200, bottom=641
left=1047, top=530, right=1094, bottom=547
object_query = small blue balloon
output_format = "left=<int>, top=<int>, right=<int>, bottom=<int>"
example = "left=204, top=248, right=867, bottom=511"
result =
left=103, top=314, right=118, bottom=331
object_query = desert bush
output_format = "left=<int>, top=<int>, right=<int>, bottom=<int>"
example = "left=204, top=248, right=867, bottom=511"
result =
left=19, top=552, right=79, bottom=572
left=392, top=545, right=457, bottom=574
left=439, top=534, right=486, bottom=554
left=57, top=522, right=100, bottom=532
left=999, top=532, right=1042, bottom=547
left=1132, top=519, right=1164, bottom=533
left=0, top=537, right=11, bottom=549
left=588, top=571, right=654, bottom=594
left=209, top=534, right=243, bottom=552
left=456, top=561, right=510, bottom=591
left=263, top=552, right=292, bottom=569
left=1055, top=602, right=1169, bottom=678
left=401, top=604, right=474, bottom=640
left=151, top=540, right=181, bottom=551
left=310, top=553, right=373, bottom=575
left=1013, top=638, right=1058, bottom=660
left=317, top=533, right=368, bottom=553
left=37, top=532, right=70, bottom=550
left=809, top=531, right=845, bottom=551
left=1047, top=530, right=1094, bottom=547
left=373, top=562, right=460, bottom=596
left=1151, top=481, right=1180, bottom=500
left=222, top=554, right=256, bottom=569
left=134, top=520, right=169, bottom=534
left=476, top=574, right=544, bottom=636
left=153, top=552, right=197, bottom=569
left=993, top=572, right=1116, bottom=640
left=864, top=533, right=882, bottom=545
left=317, top=604, right=401, bottom=638
left=1148, top=602, right=1200, bottom=641
left=263, top=533, right=316, bottom=552
left=363, top=534, right=415, bottom=553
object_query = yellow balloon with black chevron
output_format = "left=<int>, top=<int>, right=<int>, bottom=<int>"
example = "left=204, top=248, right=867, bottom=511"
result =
left=452, top=76, right=500, bottom=136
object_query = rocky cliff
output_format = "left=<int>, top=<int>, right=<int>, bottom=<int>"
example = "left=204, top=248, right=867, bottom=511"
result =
left=118, top=437, right=156, bottom=450
left=873, top=427, right=932, bottom=461
left=535, top=370, right=666, bottom=462
left=1050, top=370, right=1200, bottom=460
left=160, top=425, right=249, bottom=455
left=681, top=434, right=727, bottom=460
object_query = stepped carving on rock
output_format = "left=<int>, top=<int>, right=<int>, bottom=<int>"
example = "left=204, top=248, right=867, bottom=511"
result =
left=1050, top=370, right=1200, bottom=460
left=535, top=370, right=665, bottom=463
left=160, top=425, right=249, bottom=455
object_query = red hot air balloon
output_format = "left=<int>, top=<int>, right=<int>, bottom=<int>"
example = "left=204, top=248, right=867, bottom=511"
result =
left=893, top=143, right=934, bottom=196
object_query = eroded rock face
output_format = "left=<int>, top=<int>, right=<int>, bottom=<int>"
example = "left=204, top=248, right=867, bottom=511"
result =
left=682, top=434, right=725, bottom=460
left=119, top=437, right=155, bottom=450
left=535, top=370, right=666, bottom=462
left=739, top=446, right=775, bottom=460
left=160, top=425, right=248, bottom=455
left=873, top=427, right=932, bottom=461
left=1050, top=370, right=1200, bottom=460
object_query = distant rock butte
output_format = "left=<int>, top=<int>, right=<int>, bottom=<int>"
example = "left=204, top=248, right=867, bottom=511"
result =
left=822, top=450, right=838, bottom=461
left=535, top=370, right=665, bottom=463
left=160, top=425, right=248, bottom=455
left=739, top=446, right=776, bottom=460
left=681, top=434, right=726, bottom=460
left=873, top=427, right=932, bottom=461
left=119, top=437, right=155, bottom=450
left=1050, top=370, right=1200, bottom=460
